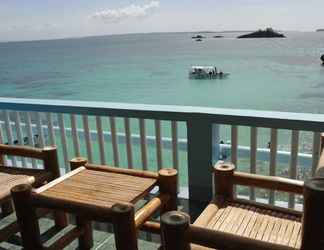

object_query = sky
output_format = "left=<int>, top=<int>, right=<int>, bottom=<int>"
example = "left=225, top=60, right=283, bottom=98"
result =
left=0, top=0, right=323, bottom=42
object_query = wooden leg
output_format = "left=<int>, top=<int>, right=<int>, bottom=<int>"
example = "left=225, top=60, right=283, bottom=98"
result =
left=54, top=211, right=68, bottom=229
left=1, top=200, right=13, bottom=217
left=161, top=211, right=191, bottom=250
left=159, top=169, right=178, bottom=250
left=158, top=169, right=178, bottom=213
left=214, top=162, right=235, bottom=201
left=70, top=157, right=88, bottom=171
left=76, top=216, right=93, bottom=250
left=11, top=184, right=43, bottom=250
left=112, top=203, right=138, bottom=250
left=301, top=178, right=324, bottom=250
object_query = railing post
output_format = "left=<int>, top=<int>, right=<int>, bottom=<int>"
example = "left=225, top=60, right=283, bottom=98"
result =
left=187, top=118, right=212, bottom=218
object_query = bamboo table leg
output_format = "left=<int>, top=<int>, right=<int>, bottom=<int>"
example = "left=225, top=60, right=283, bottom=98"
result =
left=161, top=211, right=191, bottom=250
left=11, top=184, right=43, bottom=250
left=1, top=200, right=13, bottom=217
left=112, top=203, right=138, bottom=250
left=158, top=169, right=178, bottom=213
left=76, top=216, right=93, bottom=250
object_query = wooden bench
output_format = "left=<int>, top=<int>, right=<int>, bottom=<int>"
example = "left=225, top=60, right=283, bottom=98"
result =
left=160, top=162, right=324, bottom=250
left=0, top=144, right=67, bottom=243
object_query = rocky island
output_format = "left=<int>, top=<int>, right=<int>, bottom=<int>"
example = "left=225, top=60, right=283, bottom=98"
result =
left=317, top=29, right=324, bottom=32
left=237, top=28, right=285, bottom=38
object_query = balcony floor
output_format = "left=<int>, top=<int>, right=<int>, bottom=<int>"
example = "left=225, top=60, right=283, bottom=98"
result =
left=0, top=198, right=194, bottom=249
left=0, top=216, right=159, bottom=250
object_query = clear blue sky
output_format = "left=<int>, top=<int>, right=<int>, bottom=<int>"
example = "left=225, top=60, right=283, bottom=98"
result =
left=0, top=0, right=323, bottom=41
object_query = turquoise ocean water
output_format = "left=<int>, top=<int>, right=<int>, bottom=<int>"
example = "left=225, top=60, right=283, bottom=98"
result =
left=1, top=31, right=324, bottom=187
left=1, top=31, right=324, bottom=112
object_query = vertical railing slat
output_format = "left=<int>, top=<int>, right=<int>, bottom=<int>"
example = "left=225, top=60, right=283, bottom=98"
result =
left=312, top=132, right=321, bottom=176
left=58, top=113, right=69, bottom=171
left=46, top=113, right=56, bottom=145
left=250, top=127, right=257, bottom=201
left=3, top=111, right=13, bottom=144
left=0, top=123, right=3, bottom=144
left=171, top=121, right=179, bottom=172
left=14, top=111, right=27, bottom=166
left=35, top=112, right=45, bottom=148
left=0, top=122, right=7, bottom=165
left=4, top=110, right=17, bottom=166
left=289, top=130, right=299, bottom=209
left=13, top=112, right=23, bottom=145
left=96, top=116, right=106, bottom=165
left=82, top=115, right=93, bottom=163
left=231, top=126, right=238, bottom=165
left=70, top=114, right=80, bottom=156
left=231, top=126, right=238, bottom=197
left=212, top=125, right=220, bottom=164
left=269, top=128, right=278, bottom=205
left=124, top=118, right=133, bottom=169
left=155, top=120, right=163, bottom=170
left=139, top=119, right=148, bottom=170
left=109, top=117, right=119, bottom=166
left=171, top=121, right=179, bottom=191
left=25, top=112, right=37, bottom=168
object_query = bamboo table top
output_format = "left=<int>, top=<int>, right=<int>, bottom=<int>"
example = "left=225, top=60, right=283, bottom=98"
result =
left=0, top=168, right=51, bottom=200
left=38, top=167, right=157, bottom=208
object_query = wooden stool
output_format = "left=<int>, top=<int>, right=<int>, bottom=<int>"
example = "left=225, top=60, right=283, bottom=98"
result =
left=0, top=144, right=67, bottom=243
left=160, top=162, right=324, bottom=250
left=12, top=157, right=178, bottom=250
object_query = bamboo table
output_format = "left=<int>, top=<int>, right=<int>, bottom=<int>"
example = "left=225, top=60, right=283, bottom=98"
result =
left=12, top=157, right=178, bottom=250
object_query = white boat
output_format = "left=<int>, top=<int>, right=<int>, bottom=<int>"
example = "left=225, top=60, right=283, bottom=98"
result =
left=189, top=66, right=229, bottom=79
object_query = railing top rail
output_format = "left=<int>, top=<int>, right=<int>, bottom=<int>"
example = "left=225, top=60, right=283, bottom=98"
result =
left=1, top=97, right=324, bottom=131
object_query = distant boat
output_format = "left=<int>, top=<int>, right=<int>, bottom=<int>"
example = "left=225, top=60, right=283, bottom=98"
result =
left=316, top=29, right=324, bottom=32
left=195, top=38, right=203, bottom=42
left=192, top=35, right=205, bottom=39
left=189, top=66, right=230, bottom=79
left=213, top=35, right=224, bottom=38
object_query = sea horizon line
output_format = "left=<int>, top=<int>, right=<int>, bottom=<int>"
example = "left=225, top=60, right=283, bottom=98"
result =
left=0, top=29, right=320, bottom=44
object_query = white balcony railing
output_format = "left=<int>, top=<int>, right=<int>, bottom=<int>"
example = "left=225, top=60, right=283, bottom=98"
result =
left=0, top=97, right=323, bottom=210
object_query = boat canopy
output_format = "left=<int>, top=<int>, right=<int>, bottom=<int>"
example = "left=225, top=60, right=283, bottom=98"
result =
left=191, top=66, right=216, bottom=72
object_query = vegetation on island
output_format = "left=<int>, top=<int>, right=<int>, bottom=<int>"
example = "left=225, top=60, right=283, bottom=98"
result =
left=237, top=28, right=285, bottom=39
